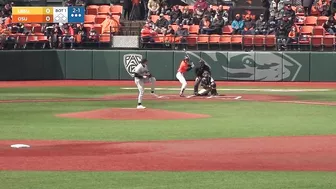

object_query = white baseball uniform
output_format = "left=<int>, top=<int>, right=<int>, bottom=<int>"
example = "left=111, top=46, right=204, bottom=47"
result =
left=134, top=63, right=156, bottom=105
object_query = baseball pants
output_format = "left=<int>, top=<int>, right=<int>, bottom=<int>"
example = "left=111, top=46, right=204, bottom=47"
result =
left=135, top=77, right=156, bottom=104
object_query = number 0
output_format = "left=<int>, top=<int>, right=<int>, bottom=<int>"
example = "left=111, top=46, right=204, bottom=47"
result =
left=46, top=16, right=50, bottom=21
left=46, top=9, right=50, bottom=13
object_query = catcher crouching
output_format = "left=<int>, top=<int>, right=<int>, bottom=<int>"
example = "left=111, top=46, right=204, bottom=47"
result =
left=194, top=60, right=218, bottom=96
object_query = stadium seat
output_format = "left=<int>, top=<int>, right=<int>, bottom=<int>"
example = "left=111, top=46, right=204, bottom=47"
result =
left=95, top=15, right=107, bottom=24
left=24, top=24, right=33, bottom=32
left=98, top=5, right=111, bottom=15
left=253, top=35, right=265, bottom=48
left=94, top=24, right=102, bottom=34
left=323, top=35, right=335, bottom=49
left=86, top=5, right=99, bottom=15
left=32, top=24, right=42, bottom=33
left=219, top=35, right=231, bottom=45
left=209, top=34, right=220, bottom=44
left=310, top=5, right=319, bottom=16
left=110, top=5, right=123, bottom=15
left=313, top=26, right=325, bottom=35
left=265, top=35, right=276, bottom=48
left=300, top=26, right=313, bottom=35
left=242, top=35, right=254, bottom=48
left=186, top=34, right=198, bottom=47
left=197, top=34, right=209, bottom=44
left=84, top=15, right=96, bottom=24
left=222, top=25, right=232, bottom=35
left=311, top=35, right=323, bottom=48
left=188, top=25, right=199, bottom=34
left=231, top=35, right=242, bottom=44
left=317, top=16, right=328, bottom=26
left=304, top=16, right=317, bottom=26
left=151, top=15, right=159, bottom=23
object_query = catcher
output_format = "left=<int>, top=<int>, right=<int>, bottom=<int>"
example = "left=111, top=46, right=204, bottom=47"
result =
left=193, top=60, right=218, bottom=96
left=197, top=70, right=218, bottom=96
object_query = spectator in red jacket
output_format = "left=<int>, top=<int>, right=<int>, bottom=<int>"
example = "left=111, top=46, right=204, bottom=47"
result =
left=194, top=0, right=208, bottom=11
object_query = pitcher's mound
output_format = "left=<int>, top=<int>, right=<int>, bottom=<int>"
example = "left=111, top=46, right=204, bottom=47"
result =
left=56, top=108, right=210, bottom=120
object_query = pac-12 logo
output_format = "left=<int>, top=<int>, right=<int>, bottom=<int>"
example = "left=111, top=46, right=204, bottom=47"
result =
left=123, top=54, right=142, bottom=77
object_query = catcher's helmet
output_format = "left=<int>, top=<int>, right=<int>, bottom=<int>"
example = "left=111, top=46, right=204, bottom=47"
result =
left=199, top=60, right=205, bottom=64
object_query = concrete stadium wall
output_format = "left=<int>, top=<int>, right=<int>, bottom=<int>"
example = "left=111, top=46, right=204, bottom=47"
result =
left=0, top=50, right=335, bottom=81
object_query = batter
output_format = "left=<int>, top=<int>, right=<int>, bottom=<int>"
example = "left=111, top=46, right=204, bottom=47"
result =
left=133, top=58, right=157, bottom=109
left=176, top=56, right=194, bottom=97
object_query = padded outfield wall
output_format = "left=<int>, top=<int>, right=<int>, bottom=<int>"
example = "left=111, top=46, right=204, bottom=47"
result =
left=0, top=50, right=335, bottom=81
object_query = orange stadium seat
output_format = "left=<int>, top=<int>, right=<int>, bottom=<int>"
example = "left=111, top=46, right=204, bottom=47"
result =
left=222, top=25, right=232, bottom=35
left=243, top=35, right=253, bottom=48
left=317, top=16, right=328, bottom=26
left=84, top=15, right=96, bottom=24
left=151, top=15, right=159, bottom=23
left=323, top=35, right=335, bottom=48
left=265, top=35, right=276, bottom=48
left=188, top=25, right=199, bottom=34
left=24, top=24, right=33, bottom=32
left=98, top=5, right=111, bottom=15
left=94, top=24, right=102, bottom=34
left=231, top=35, right=242, bottom=44
left=186, top=34, right=198, bottom=46
left=300, top=26, right=313, bottom=35
left=304, top=16, right=317, bottom=26
left=219, top=35, right=231, bottom=45
left=254, top=35, right=265, bottom=48
left=95, top=15, right=107, bottom=24
left=311, top=35, right=323, bottom=48
left=32, top=24, right=42, bottom=33
left=86, top=5, right=99, bottom=15
left=197, top=34, right=209, bottom=44
left=209, top=34, right=220, bottom=44
left=110, top=5, right=123, bottom=15
left=313, top=26, right=324, bottom=35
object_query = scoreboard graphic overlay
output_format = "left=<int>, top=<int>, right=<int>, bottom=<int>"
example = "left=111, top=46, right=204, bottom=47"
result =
left=12, top=7, right=85, bottom=23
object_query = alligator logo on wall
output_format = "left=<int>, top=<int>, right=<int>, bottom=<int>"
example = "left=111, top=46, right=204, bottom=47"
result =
left=185, top=52, right=302, bottom=81
left=123, top=54, right=143, bottom=77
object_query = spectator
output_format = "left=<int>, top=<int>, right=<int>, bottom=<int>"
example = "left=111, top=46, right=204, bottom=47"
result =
left=175, top=24, right=188, bottom=48
left=275, top=9, right=284, bottom=21
left=52, top=24, right=63, bottom=48
left=123, top=0, right=132, bottom=20
left=155, top=13, right=169, bottom=34
left=280, top=16, right=292, bottom=33
left=242, top=15, right=255, bottom=35
left=88, top=27, right=98, bottom=43
left=267, top=16, right=278, bottom=34
left=317, top=0, right=330, bottom=16
left=101, top=15, right=120, bottom=34
left=169, top=5, right=182, bottom=24
left=192, top=4, right=205, bottom=26
left=199, top=16, right=212, bottom=34
left=287, top=26, right=298, bottom=45
left=75, top=0, right=86, bottom=6
left=180, top=6, right=192, bottom=25
left=166, top=25, right=175, bottom=35
left=284, top=4, right=295, bottom=24
left=160, top=1, right=170, bottom=15
left=231, top=14, right=244, bottom=34
left=75, top=23, right=87, bottom=43
left=2, top=3, right=12, bottom=18
left=147, top=0, right=160, bottom=18
left=276, top=23, right=288, bottom=50
left=146, top=17, right=155, bottom=29
left=323, top=16, right=336, bottom=34
left=212, top=14, right=225, bottom=34
left=216, top=5, right=225, bottom=17
left=141, top=0, right=149, bottom=19
left=261, top=0, right=270, bottom=21
left=255, top=14, right=268, bottom=34
left=141, top=23, right=157, bottom=43
left=193, top=0, right=208, bottom=11
left=302, top=0, right=314, bottom=16
left=204, top=5, right=216, bottom=21
left=62, top=28, right=74, bottom=48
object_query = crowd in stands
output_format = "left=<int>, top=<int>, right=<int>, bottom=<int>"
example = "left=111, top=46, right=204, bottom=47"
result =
left=1, top=0, right=336, bottom=50
left=140, top=0, right=336, bottom=50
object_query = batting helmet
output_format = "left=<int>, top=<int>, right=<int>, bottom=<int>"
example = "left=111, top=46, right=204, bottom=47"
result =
left=141, top=58, right=148, bottom=64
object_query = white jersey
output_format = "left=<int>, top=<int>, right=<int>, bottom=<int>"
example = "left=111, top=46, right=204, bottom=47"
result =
left=134, top=64, right=150, bottom=80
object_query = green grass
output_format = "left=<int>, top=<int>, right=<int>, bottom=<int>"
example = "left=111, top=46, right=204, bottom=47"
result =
left=1, top=85, right=336, bottom=189
left=1, top=171, right=336, bottom=189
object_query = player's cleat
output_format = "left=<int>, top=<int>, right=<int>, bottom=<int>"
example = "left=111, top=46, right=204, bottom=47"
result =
left=151, top=92, right=160, bottom=98
left=137, top=105, right=146, bottom=109
left=179, top=94, right=185, bottom=97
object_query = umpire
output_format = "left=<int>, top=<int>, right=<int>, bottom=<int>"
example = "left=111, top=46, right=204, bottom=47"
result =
left=193, top=60, right=211, bottom=95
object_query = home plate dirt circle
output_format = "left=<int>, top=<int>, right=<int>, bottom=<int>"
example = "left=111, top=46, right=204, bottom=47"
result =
left=56, top=108, right=210, bottom=120
left=1, top=135, right=336, bottom=171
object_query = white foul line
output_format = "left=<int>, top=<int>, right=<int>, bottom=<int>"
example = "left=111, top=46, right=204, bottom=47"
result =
left=121, top=88, right=331, bottom=92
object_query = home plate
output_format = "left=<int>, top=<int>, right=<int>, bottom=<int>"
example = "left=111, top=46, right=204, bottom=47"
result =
left=11, top=144, right=31, bottom=148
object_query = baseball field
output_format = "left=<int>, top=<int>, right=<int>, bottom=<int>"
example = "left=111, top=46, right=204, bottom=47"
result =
left=1, top=80, right=336, bottom=189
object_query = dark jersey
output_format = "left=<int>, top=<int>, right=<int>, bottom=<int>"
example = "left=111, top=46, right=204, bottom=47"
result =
left=195, top=64, right=211, bottom=77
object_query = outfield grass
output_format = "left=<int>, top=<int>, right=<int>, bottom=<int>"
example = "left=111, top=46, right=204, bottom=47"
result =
left=1, top=86, right=336, bottom=189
